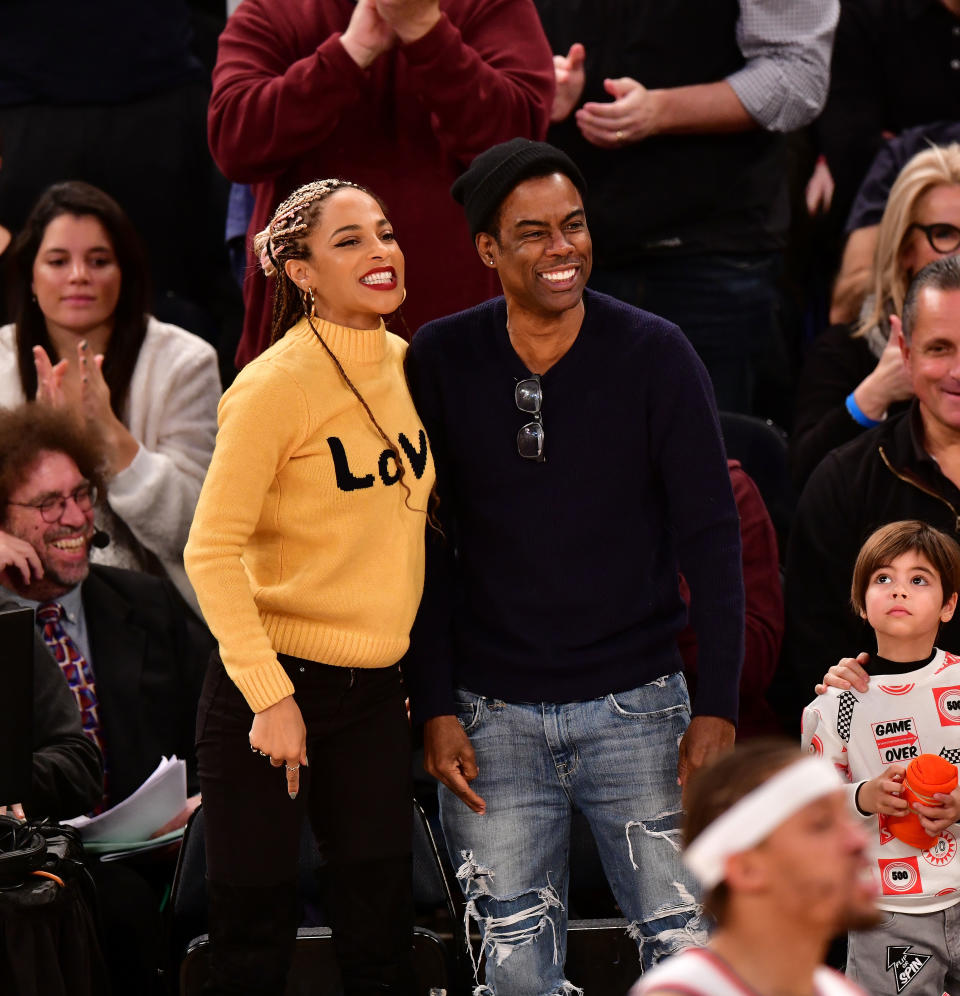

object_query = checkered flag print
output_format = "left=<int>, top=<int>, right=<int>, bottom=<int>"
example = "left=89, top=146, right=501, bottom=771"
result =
left=837, top=691, right=857, bottom=742
left=940, top=747, right=960, bottom=765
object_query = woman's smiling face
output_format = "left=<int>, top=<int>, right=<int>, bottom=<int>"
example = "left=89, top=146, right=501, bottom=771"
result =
left=286, top=187, right=405, bottom=330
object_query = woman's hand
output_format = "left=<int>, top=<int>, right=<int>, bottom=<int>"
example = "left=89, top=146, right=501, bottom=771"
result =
left=851, top=330, right=914, bottom=423
left=34, top=346, right=76, bottom=409
left=249, top=695, right=308, bottom=799
left=79, top=345, right=140, bottom=473
left=34, top=342, right=139, bottom=475
left=815, top=651, right=871, bottom=695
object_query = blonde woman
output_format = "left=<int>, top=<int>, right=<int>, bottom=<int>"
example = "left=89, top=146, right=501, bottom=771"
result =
left=792, top=144, right=960, bottom=487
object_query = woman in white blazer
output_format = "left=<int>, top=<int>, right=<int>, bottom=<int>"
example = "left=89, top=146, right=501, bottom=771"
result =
left=0, top=181, right=220, bottom=608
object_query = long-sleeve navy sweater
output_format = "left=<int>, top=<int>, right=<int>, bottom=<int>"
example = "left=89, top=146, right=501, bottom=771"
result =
left=403, top=289, right=744, bottom=724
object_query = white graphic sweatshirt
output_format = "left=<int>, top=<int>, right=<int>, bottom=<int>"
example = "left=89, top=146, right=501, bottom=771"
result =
left=802, top=648, right=960, bottom=913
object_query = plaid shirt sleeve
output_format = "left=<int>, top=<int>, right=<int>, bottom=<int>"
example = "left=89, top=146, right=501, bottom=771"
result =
left=726, top=0, right=839, bottom=132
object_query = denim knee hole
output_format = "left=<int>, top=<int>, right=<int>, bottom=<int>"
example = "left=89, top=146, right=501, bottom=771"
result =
left=625, top=905, right=706, bottom=967
left=455, top=850, right=566, bottom=980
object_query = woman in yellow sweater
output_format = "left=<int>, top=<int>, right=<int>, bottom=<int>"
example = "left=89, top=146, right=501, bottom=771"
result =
left=184, top=178, right=434, bottom=995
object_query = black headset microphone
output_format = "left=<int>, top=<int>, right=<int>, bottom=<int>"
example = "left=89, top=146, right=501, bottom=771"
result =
left=90, top=530, right=110, bottom=549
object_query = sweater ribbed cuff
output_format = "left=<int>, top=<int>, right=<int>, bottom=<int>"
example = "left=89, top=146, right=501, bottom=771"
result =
left=399, top=13, right=456, bottom=67
left=326, top=32, right=372, bottom=87
left=229, top=658, right=297, bottom=714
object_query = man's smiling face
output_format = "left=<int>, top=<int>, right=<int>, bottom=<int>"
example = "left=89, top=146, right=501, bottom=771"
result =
left=903, top=287, right=960, bottom=436
left=2, top=450, right=94, bottom=600
left=480, top=172, right=592, bottom=320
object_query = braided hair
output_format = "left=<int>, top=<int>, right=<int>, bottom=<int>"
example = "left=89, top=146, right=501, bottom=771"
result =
left=254, top=179, right=419, bottom=510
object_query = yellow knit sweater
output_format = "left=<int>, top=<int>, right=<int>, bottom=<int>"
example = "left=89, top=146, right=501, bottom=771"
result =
left=184, top=316, right=434, bottom=712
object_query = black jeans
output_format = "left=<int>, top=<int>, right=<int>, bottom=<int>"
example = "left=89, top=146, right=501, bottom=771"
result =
left=196, top=653, right=414, bottom=995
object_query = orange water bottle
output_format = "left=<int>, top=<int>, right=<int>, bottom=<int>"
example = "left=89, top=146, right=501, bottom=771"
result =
left=887, top=753, right=958, bottom=849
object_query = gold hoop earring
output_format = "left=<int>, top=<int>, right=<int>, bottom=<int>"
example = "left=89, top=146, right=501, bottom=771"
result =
left=401, top=287, right=407, bottom=305
left=303, top=287, right=317, bottom=318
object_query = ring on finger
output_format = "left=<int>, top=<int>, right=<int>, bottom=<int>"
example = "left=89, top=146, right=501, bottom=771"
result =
left=286, top=764, right=300, bottom=772
left=616, top=129, right=625, bottom=143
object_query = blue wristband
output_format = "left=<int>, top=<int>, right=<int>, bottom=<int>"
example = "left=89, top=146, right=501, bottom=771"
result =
left=845, top=392, right=883, bottom=428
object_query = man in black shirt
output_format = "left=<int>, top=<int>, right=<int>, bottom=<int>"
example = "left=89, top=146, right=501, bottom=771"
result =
left=405, top=140, right=743, bottom=994
left=534, top=0, right=837, bottom=414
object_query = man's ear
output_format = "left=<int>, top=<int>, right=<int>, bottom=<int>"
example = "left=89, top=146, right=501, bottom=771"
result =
left=476, top=233, right=498, bottom=268
left=725, top=848, right=770, bottom=894
left=891, top=314, right=909, bottom=364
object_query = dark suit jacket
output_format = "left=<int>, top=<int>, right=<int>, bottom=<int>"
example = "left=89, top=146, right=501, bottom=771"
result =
left=0, top=596, right=103, bottom=819
left=83, top=566, right=213, bottom=805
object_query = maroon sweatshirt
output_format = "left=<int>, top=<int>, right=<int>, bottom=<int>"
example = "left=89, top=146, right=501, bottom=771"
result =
left=209, top=0, right=554, bottom=367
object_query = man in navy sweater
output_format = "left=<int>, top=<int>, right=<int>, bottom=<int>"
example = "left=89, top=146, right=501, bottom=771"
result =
left=404, top=139, right=744, bottom=993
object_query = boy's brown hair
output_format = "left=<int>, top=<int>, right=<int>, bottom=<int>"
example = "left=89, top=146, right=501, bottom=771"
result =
left=850, top=520, right=960, bottom=616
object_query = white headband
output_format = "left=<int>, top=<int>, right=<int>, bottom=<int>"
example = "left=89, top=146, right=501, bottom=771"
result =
left=684, top=756, right=844, bottom=890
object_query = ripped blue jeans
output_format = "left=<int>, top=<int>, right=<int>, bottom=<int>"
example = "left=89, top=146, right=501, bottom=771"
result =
left=439, top=672, right=705, bottom=996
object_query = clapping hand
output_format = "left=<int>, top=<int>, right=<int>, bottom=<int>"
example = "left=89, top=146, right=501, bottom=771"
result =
left=34, top=344, right=77, bottom=410
left=375, top=0, right=441, bottom=44
left=576, top=77, right=659, bottom=148
left=551, top=43, right=586, bottom=123
left=341, top=0, right=397, bottom=68
left=33, top=341, right=138, bottom=475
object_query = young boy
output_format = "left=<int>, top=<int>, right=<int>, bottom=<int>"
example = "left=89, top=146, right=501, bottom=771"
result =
left=802, top=520, right=960, bottom=996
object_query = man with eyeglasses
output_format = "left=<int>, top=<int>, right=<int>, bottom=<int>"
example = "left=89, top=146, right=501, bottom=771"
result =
left=0, top=401, right=213, bottom=990
left=403, top=138, right=745, bottom=993
left=779, top=255, right=960, bottom=720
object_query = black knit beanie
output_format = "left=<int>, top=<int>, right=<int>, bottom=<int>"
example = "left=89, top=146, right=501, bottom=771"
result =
left=451, top=138, right=587, bottom=238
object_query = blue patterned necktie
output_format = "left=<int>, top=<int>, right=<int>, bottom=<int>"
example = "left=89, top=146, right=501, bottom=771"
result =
left=36, top=601, right=108, bottom=809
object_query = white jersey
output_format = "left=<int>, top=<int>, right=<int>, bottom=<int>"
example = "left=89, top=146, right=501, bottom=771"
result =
left=802, top=648, right=960, bottom=913
left=629, top=947, right=867, bottom=996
